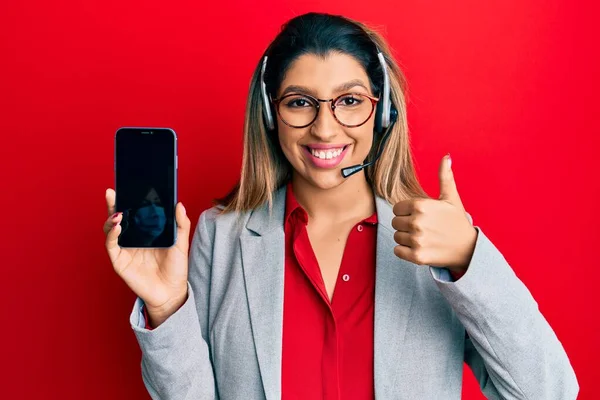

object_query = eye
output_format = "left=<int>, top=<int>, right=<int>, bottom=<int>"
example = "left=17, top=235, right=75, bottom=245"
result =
left=283, top=95, right=315, bottom=108
left=291, top=99, right=309, bottom=107
left=336, top=94, right=365, bottom=107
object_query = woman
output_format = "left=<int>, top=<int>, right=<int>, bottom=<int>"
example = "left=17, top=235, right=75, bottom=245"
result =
left=103, top=12, right=578, bottom=400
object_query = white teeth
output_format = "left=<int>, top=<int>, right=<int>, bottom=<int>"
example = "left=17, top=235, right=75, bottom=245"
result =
left=310, top=147, right=344, bottom=160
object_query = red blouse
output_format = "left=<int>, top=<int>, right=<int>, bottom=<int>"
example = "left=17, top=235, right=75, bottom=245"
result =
left=281, top=183, right=377, bottom=400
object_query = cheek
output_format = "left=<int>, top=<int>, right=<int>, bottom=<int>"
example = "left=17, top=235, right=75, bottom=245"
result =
left=349, top=126, right=375, bottom=155
left=277, top=125, right=303, bottom=161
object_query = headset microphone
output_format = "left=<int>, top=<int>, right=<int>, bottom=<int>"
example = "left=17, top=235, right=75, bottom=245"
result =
left=340, top=108, right=398, bottom=178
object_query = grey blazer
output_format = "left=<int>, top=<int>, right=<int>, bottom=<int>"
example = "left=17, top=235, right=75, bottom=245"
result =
left=130, top=186, right=578, bottom=399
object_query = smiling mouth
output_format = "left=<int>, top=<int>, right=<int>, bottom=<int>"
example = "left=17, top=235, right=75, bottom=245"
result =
left=303, top=145, right=349, bottom=160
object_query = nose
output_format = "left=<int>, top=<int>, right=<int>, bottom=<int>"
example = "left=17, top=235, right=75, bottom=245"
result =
left=310, top=103, right=341, bottom=141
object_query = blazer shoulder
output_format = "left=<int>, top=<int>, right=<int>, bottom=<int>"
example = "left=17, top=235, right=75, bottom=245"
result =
left=197, top=205, right=253, bottom=239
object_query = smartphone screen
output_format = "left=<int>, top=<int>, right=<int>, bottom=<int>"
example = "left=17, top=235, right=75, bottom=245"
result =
left=115, top=127, right=177, bottom=248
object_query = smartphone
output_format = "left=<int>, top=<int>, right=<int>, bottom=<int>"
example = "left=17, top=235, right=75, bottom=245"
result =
left=114, top=127, right=177, bottom=248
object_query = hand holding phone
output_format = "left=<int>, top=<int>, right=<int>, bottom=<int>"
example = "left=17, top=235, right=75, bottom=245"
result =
left=103, top=127, right=188, bottom=327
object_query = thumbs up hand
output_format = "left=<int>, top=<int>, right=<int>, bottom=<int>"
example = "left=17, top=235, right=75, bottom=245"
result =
left=391, top=154, right=478, bottom=274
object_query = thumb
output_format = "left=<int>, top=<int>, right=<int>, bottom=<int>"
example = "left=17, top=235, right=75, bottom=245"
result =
left=438, top=154, right=463, bottom=208
left=174, top=202, right=191, bottom=254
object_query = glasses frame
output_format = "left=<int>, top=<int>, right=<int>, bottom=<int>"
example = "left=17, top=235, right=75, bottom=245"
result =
left=272, top=92, right=379, bottom=129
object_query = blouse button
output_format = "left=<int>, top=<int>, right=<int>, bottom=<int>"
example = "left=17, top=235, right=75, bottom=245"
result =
left=357, top=225, right=364, bottom=232
left=342, top=274, right=350, bottom=282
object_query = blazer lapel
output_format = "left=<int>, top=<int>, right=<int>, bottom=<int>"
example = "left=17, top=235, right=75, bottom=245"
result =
left=373, top=196, right=416, bottom=398
left=240, top=187, right=287, bottom=400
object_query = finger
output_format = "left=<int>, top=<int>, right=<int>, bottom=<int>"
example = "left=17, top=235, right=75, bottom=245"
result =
left=394, top=245, right=427, bottom=266
left=105, top=220, right=122, bottom=263
left=392, top=200, right=415, bottom=216
left=393, top=231, right=414, bottom=247
left=438, top=154, right=464, bottom=209
left=394, top=245, right=418, bottom=265
left=103, top=212, right=123, bottom=236
left=106, top=188, right=116, bottom=217
left=391, top=215, right=416, bottom=233
left=174, top=202, right=191, bottom=254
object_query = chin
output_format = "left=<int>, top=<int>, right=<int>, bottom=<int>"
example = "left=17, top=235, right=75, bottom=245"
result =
left=301, top=169, right=347, bottom=190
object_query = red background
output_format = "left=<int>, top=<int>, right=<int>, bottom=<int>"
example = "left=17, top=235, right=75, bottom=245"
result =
left=2, top=0, right=598, bottom=398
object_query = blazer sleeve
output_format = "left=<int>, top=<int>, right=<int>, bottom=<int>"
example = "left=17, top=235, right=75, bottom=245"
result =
left=129, top=209, right=218, bottom=400
left=430, top=227, right=579, bottom=400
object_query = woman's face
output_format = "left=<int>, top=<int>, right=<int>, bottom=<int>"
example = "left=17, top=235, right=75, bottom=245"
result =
left=275, top=52, right=376, bottom=190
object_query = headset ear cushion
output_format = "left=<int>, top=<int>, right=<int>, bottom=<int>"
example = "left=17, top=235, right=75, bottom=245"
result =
left=261, top=100, right=276, bottom=131
left=262, top=104, right=277, bottom=132
left=374, top=99, right=384, bottom=133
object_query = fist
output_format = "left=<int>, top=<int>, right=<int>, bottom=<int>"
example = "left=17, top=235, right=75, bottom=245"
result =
left=391, top=154, right=477, bottom=273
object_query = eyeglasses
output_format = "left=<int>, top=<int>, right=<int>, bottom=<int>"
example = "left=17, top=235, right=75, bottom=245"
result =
left=272, top=92, right=379, bottom=129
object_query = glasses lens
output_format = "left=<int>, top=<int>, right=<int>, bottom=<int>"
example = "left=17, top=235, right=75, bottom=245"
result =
left=334, top=94, right=375, bottom=127
left=278, top=95, right=318, bottom=127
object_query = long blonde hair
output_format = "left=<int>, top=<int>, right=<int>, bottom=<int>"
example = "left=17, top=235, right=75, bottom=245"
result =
left=217, top=13, right=428, bottom=212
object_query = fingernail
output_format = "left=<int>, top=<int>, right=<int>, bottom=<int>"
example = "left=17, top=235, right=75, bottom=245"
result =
left=111, top=212, right=121, bottom=219
left=447, top=153, right=452, bottom=169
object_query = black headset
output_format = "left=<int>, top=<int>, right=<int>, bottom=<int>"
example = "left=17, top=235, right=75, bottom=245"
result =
left=260, top=44, right=398, bottom=178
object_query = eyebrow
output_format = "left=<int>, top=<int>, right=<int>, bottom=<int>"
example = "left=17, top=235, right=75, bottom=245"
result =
left=279, top=79, right=370, bottom=98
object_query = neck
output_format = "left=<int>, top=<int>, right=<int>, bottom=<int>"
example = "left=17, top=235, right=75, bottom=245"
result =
left=291, top=171, right=376, bottom=224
